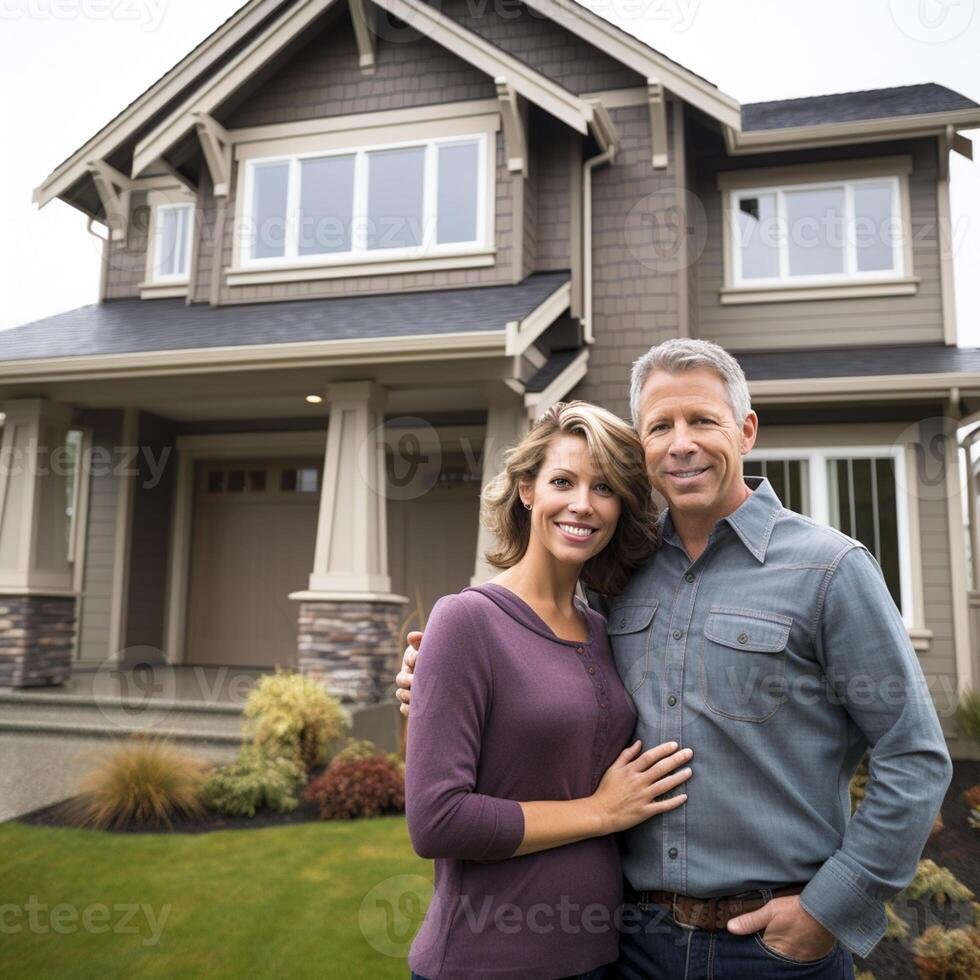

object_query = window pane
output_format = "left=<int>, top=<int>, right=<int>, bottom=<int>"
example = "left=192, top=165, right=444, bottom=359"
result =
left=854, top=181, right=897, bottom=273
left=367, top=146, right=425, bottom=250
left=298, top=155, right=355, bottom=256
left=786, top=187, right=845, bottom=277
left=157, top=207, right=191, bottom=278
left=736, top=193, right=779, bottom=280
left=251, top=162, right=289, bottom=259
left=828, top=457, right=902, bottom=608
left=744, top=458, right=809, bottom=514
left=437, top=141, right=479, bottom=244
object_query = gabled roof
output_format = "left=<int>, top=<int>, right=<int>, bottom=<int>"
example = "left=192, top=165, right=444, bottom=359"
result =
left=0, top=271, right=569, bottom=370
left=743, top=83, right=980, bottom=131
left=33, top=0, right=295, bottom=211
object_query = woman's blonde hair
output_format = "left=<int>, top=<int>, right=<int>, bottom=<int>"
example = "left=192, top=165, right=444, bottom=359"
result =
left=481, top=400, right=659, bottom=595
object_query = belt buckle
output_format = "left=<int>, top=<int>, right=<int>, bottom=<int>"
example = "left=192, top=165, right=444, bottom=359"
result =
left=671, top=893, right=697, bottom=931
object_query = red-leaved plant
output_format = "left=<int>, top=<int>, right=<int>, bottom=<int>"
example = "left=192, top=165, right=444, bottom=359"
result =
left=304, top=754, right=405, bottom=820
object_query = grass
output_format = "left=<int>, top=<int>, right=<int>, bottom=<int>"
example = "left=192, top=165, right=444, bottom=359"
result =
left=0, top=816, right=433, bottom=979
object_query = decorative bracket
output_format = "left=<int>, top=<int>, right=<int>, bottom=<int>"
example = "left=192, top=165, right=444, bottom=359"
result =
left=349, top=0, right=377, bottom=74
left=192, top=111, right=232, bottom=197
left=647, top=80, right=669, bottom=170
left=496, top=78, right=527, bottom=175
left=85, top=160, right=132, bottom=241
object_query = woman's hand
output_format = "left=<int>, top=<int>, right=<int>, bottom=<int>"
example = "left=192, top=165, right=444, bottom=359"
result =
left=591, top=739, right=693, bottom=834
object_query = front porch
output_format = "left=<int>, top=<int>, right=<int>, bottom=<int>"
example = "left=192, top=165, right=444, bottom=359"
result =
left=0, top=278, right=586, bottom=702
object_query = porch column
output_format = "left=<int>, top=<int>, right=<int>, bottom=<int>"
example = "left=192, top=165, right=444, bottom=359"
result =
left=471, top=394, right=532, bottom=585
left=0, top=398, right=77, bottom=688
left=289, top=381, right=408, bottom=704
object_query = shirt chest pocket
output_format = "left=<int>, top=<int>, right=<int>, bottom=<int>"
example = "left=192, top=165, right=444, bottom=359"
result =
left=699, top=607, right=793, bottom=723
left=607, top=600, right=659, bottom=695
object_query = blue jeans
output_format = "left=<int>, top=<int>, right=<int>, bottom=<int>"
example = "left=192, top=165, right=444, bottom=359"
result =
left=612, top=899, right=854, bottom=979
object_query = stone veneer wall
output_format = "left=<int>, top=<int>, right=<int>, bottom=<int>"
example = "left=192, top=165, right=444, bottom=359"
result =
left=0, top=596, right=76, bottom=688
left=297, top=600, right=406, bottom=704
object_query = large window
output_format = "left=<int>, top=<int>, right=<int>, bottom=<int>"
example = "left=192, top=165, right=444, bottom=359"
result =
left=241, top=133, right=486, bottom=266
left=728, top=174, right=907, bottom=288
left=152, top=203, right=194, bottom=281
left=744, top=447, right=912, bottom=622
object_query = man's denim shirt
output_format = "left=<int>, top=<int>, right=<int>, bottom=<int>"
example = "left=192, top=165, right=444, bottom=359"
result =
left=586, top=476, right=953, bottom=958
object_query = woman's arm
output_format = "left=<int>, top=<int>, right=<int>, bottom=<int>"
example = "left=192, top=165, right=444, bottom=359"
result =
left=404, top=595, right=693, bottom=862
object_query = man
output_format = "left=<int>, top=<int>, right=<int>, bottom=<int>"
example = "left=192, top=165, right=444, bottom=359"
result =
left=395, top=338, right=952, bottom=978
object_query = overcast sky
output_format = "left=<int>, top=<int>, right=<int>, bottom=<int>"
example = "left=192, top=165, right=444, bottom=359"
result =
left=1, top=0, right=978, bottom=341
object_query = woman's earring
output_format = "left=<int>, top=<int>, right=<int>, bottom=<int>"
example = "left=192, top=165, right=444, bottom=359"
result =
left=523, top=502, right=532, bottom=511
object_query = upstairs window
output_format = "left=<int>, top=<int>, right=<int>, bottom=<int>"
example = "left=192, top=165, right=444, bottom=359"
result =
left=731, top=176, right=906, bottom=287
left=152, top=202, right=194, bottom=281
left=242, top=134, right=486, bottom=265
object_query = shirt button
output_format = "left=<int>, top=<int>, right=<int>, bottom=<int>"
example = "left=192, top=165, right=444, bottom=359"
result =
left=672, top=630, right=683, bottom=640
left=618, top=618, right=626, bottom=628
left=576, top=647, right=585, bottom=654
left=738, top=633, right=749, bottom=644
left=599, top=702, right=607, bottom=709
left=685, top=573, right=695, bottom=583
left=667, top=695, right=677, bottom=706
left=668, top=847, right=678, bottom=859
left=587, top=665, right=596, bottom=674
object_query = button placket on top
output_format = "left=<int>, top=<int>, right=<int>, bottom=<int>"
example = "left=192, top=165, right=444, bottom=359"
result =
left=660, top=542, right=710, bottom=895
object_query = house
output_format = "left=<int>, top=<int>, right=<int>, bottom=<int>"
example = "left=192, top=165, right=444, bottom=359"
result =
left=1, top=0, right=979, bottom=758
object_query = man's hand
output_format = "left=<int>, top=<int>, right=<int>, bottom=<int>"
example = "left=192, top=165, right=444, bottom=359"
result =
left=395, top=630, right=423, bottom=717
left=727, top=896, right=837, bottom=963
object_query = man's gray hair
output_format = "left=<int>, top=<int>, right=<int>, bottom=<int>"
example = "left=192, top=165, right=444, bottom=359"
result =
left=629, top=338, right=752, bottom=430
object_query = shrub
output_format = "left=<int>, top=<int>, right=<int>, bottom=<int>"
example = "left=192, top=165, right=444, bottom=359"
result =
left=955, top=688, right=980, bottom=745
left=885, top=902, right=911, bottom=941
left=66, top=735, right=208, bottom=831
left=201, top=744, right=306, bottom=817
left=331, top=737, right=404, bottom=772
left=849, top=752, right=870, bottom=813
left=901, top=860, right=975, bottom=904
left=304, top=754, right=404, bottom=820
left=964, top=786, right=980, bottom=811
left=243, top=666, right=348, bottom=774
left=855, top=971, right=876, bottom=980
left=912, top=926, right=980, bottom=979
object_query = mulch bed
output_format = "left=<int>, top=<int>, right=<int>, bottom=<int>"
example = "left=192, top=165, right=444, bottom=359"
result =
left=855, top=759, right=980, bottom=980
left=12, top=763, right=334, bottom=835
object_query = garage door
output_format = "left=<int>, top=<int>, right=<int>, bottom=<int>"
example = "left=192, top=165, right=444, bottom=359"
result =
left=185, top=458, right=320, bottom=668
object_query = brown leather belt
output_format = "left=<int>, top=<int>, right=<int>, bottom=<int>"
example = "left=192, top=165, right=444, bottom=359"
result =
left=623, top=882, right=806, bottom=931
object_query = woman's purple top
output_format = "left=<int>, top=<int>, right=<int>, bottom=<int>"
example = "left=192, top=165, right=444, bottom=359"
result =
left=405, top=582, right=637, bottom=979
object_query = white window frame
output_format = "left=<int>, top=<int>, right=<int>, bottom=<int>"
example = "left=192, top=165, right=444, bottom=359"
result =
left=239, top=132, right=489, bottom=270
left=150, top=202, right=194, bottom=283
left=729, top=175, right=906, bottom=289
left=745, top=445, right=914, bottom=626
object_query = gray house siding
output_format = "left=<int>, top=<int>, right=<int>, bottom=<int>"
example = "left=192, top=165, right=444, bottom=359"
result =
left=692, top=133, right=945, bottom=350
left=530, top=109, right=573, bottom=273
left=104, top=191, right=150, bottom=300
left=569, top=102, right=682, bottom=419
left=74, top=409, right=122, bottom=662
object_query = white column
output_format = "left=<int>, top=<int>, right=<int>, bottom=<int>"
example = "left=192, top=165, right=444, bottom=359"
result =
left=0, top=398, right=75, bottom=595
left=471, top=395, right=531, bottom=585
left=301, top=381, right=401, bottom=599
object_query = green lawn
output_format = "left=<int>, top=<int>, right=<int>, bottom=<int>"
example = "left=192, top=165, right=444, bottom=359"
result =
left=0, top=816, right=433, bottom=979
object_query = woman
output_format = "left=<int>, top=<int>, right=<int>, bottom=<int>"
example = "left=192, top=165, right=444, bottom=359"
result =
left=404, top=401, right=695, bottom=980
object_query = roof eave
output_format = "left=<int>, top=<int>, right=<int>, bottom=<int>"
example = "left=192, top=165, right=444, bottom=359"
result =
left=726, top=106, right=980, bottom=154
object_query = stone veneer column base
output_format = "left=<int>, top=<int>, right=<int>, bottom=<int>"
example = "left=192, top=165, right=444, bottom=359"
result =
left=297, top=600, right=406, bottom=704
left=0, top=595, right=76, bottom=688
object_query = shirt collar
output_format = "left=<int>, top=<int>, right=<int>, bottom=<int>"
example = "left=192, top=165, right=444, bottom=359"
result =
left=659, top=476, right=782, bottom=564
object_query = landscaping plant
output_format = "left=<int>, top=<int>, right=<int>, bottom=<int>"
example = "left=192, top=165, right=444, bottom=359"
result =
left=912, top=925, right=980, bottom=979
left=304, top=752, right=405, bottom=820
left=65, top=734, right=208, bottom=831
left=201, top=744, right=306, bottom=817
left=242, top=665, right=348, bottom=774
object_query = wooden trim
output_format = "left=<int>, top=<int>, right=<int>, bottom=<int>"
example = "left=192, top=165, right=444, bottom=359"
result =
left=519, top=0, right=741, bottom=128
left=225, top=251, right=497, bottom=287
left=504, top=280, right=572, bottom=356
left=497, top=82, right=527, bottom=175
left=228, top=99, right=502, bottom=146
left=647, top=82, right=669, bottom=170
left=725, top=108, right=980, bottom=155
left=348, top=0, right=376, bottom=73
left=749, top=377, right=976, bottom=404
left=107, top=407, right=138, bottom=661
left=937, top=135, right=959, bottom=345
left=69, top=426, right=93, bottom=663
left=140, top=284, right=190, bottom=300
left=721, top=278, right=920, bottom=305
left=193, top=112, right=232, bottom=197
left=580, top=87, right=647, bottom=109
left=524, top=348, right=589, bottom=417
left=34, top=0, right=288, bottom=208
left=0, top=329, right=510, bottom=383
left=903, top=442, right=928, bottom=637
left=717, top=155, right=914, bottom=191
